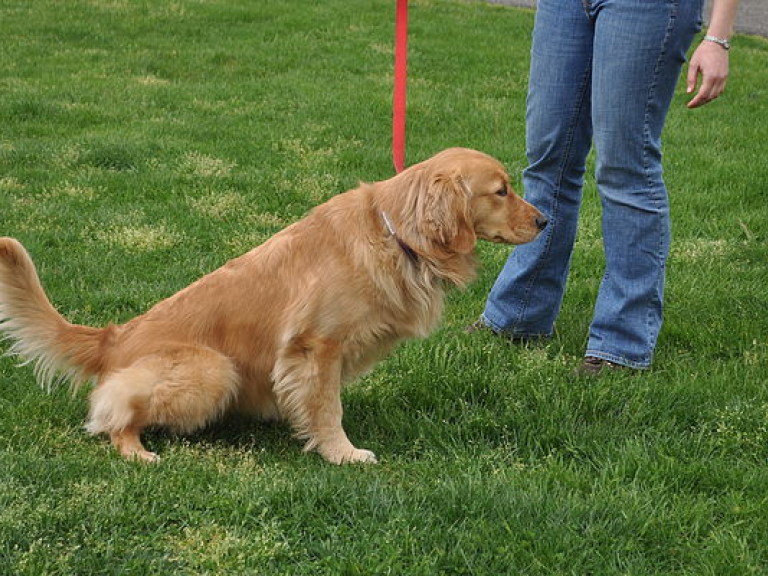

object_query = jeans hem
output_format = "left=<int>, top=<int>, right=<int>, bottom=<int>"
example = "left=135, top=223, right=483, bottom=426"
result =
left=585, top=349, right=650, bottom=370
left=480, top=314, right=553, bottom=340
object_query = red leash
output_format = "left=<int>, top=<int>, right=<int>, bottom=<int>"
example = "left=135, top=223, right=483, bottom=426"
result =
left=393, top=0, right=408, bottom=173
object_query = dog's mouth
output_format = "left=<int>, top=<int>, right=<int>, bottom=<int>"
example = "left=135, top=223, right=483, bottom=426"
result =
left=481, top=228, right=543, bottom=246
left=477, top=229, right=520, bottom=244
left=475, top=230, right=515, bottom=244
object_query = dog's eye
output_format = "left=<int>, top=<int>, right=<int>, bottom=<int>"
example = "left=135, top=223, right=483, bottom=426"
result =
left=495, top=187, right=508, bottom=197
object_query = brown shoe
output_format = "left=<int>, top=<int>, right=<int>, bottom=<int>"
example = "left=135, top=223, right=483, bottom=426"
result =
left=578, top=356, right=627, bottom=376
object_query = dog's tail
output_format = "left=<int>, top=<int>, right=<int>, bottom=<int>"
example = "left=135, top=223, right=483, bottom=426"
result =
left=0, top=237, right=108, bottom=391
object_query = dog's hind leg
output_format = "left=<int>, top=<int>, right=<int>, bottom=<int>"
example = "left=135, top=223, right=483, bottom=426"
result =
left=85, top=345, right=240, bottom=462
left=273, top=335, right=377, bottom=464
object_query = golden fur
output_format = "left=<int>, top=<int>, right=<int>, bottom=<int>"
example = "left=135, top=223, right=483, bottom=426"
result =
left=0, top=148, right=546, bottom=463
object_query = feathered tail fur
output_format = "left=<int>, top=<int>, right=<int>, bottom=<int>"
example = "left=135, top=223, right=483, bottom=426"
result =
left=0, top=237, right=106, bottom=390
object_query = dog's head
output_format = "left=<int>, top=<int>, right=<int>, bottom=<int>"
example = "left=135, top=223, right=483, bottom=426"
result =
left=399, top=148, right=547, bottom=259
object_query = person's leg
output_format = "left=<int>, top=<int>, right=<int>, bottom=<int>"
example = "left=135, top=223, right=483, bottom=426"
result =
left=482, top=0, right=595, bottom=337
left=586, top=0, right=703, bottom=368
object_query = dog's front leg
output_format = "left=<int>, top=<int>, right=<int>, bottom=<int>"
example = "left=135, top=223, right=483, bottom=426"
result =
left=273, top=335, right=377, bottom=464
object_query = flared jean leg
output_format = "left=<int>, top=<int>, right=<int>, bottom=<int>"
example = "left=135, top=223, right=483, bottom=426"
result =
left=585, top=0, right=702, bottom=368
left=482, top=0, right=594, bottom=337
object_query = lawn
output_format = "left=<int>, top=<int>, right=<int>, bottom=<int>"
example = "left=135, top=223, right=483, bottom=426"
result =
left=1, top=0, right=767, bottom=574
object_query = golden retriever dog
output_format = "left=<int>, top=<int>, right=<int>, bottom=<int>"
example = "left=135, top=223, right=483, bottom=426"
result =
left=0, top=148, right=546, bottom=464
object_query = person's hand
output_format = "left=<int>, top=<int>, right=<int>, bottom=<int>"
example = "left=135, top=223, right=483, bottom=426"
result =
left=686, top=40, right=730, bottom=109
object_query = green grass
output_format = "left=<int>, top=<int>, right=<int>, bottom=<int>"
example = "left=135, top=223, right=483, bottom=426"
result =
left=1, top=0, right=767, bottom=573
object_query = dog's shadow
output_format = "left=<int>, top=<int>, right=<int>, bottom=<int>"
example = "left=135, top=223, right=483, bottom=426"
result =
left=136, top=399, right=400, bottom=462
left=142, top=415, right=298, bottom=460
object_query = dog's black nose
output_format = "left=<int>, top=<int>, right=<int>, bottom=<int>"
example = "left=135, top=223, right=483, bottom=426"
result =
left=536, top=217, right=548, bottom=231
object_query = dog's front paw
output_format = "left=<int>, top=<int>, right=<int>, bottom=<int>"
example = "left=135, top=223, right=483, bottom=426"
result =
left=319, top=444, right=378, bottom=465
left=345, top=448, right=378, bottom=464
left=125, top=449, right=160, bottom=463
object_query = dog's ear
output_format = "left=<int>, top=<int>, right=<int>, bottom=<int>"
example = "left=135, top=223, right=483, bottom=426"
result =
left=416, top=173, right=476, bottom=257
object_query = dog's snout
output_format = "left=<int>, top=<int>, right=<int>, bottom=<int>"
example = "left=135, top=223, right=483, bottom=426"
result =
left=535, top=216, right=548, bottom=231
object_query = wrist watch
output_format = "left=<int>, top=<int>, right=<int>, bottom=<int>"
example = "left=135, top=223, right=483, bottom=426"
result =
left=703, top=35, right=731, bottom=50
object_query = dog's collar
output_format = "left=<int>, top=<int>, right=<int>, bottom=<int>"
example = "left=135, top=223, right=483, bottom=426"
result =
left=381, top=211, right=419, bottom=264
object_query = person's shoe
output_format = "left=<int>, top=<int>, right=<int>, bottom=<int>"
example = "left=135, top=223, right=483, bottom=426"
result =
left=464, top=319, right=546, bottom=345
left=464, top=319, right=488, bottom=334
left=577, top=356, right=627, bottom=376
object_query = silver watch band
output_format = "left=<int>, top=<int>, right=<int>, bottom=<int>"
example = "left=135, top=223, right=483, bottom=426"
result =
left=703, top=35, right=731, bottom=50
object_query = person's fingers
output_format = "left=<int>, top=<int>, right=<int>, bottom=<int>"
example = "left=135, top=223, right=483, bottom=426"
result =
left=686, top=59, right=700, bottom=95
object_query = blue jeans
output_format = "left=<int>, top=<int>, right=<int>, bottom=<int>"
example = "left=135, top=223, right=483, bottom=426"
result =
left=482, top=0, right=703, bottom=368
